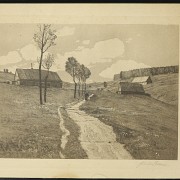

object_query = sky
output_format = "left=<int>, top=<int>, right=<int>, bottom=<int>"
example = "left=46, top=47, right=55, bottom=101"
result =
left=0, top=24, right=179, bottom=82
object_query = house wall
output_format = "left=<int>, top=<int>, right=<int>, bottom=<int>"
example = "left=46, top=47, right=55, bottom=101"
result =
left=19, top=80, right=62, bottom=88
left=119, top=91, right=145, bottom=95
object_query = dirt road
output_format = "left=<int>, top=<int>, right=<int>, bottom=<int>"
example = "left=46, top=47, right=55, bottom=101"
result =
left=66, top=100, right=133, bottom=159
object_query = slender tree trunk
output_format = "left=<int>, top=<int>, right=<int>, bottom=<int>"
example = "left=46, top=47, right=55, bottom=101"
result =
left=82, top=83, right=84, bottom=95
left=74, top=82, right=77, bottom=98
left=39, top=51, right=43, bottom=105
left=44, top=70, right=49, bottom=103
left=44, top=78, right=47, bottom=103
left=85, top=82, right=87, bottom=93
left=78, top=80, right=81, bottom=97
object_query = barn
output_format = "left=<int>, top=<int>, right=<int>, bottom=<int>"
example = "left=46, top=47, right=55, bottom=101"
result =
left=14, top=69, right=62, bottom=88
left=117, top=82, right=145, bottom=95
left=132, top=76, right=152, bottom=85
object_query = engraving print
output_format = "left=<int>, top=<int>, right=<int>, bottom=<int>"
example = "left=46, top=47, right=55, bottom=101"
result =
left=0, top=24, right=178, bottom=159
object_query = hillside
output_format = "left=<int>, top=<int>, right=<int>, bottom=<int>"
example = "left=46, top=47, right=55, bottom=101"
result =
left=97, top=73, right=178, bottom=106
left=144, top=73, right=178, bottom=106
left=0, top=83, right=75, bottom=158
left=80, top=90, right=178, bottom=160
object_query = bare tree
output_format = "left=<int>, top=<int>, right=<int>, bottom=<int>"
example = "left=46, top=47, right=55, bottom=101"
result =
left=65, top=57, right=79, bottom=98
left=42, top=53, right=54, bottom=103
left=34, top=24, right=57, bottom=105
left=83, top=66, right=91, bottom=93
left=80, top=64, right=86, bottom=95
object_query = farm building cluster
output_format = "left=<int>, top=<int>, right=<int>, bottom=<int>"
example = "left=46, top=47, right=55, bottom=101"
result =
left=109, top=65, right=178, bottom=95
left=90, top=65, right=178, bottom=95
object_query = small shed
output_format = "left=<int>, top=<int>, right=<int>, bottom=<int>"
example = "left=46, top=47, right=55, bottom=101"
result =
left=14, top=68, right=62, bottom=88
left=117, top=82, right=145, bottom=95
left=132, top=76, right=152, bottom=85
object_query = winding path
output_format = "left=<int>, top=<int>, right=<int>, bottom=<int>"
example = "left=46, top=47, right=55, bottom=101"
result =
left=66, top=100, right=133, bottom=159
left=58, top=106, right=70, bottom=158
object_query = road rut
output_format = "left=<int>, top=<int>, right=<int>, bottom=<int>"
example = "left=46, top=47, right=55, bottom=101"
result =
left=66, top=100, right=133, bottom=159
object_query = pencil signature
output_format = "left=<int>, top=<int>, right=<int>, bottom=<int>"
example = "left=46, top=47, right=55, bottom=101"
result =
left=136, top=161, right=167, bottom=168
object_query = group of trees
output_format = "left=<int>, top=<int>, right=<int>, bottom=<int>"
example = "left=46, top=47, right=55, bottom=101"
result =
left=65, top=57, right=91, bottom=99
left=34, top=24, right=91, bottom=104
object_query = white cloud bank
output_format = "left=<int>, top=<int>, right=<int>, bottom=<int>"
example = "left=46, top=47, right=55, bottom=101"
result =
left=0, top=51, right=22, bottom=65
left=125, top=37, right=133, bottom=43
left=1, top=38, right=125, bottom=77
left=56, top=26, right=75, bottom=37
left=82, top=40, right=90, bottom=45
left=20, top=44, right=40, bottom=61
left=56, top=38, right=125, bottom=70
left=99, top=59, right=151, bottom=79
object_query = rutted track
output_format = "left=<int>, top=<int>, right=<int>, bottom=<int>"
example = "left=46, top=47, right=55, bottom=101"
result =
left=66, top=100, right=133, bottom=159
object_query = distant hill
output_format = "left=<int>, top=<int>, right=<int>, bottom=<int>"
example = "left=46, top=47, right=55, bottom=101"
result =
left=0, top=71, right=14, bottom=82
left=119, top=65, right=178, bottom=80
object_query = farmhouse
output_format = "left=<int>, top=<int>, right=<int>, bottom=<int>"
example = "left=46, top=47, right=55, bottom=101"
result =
left=117, top=82, right=145, bottom=95
left=132, top=76, right=152, bottom=85
left=14, top=69, right=62, bottom=88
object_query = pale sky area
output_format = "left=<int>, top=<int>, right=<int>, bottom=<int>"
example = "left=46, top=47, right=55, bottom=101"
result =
left=0, top=24, right=179, bottom=82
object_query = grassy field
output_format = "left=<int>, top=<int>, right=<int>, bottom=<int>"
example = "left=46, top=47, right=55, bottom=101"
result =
left=80, top=90, right=178, bottom=160
left=0, top=72, right=178, bottom=159
left=144, top=73, right=178, bottom=106
left=0, top=83, right=75, bottom=158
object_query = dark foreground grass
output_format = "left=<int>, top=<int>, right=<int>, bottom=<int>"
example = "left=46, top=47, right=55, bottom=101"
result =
left=60, top=107, right=88, bottom=159
left=80, top=91, right=178, bottom=160
left=0, top=83, right=74, bottom=158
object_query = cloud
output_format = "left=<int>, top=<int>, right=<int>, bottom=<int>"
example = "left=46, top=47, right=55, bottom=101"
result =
left=55, top=38, right=125, bottom=71
left=20, top=43, right=40, bottom=61
left=56, top=26, right=75, bottom=37
left=75, top=46, right=84, bottom=51
left=82, top=40, right=90, bottom=45
left=99, top=59, right=150, bottom=79
left=0, top=51, right=22, bottom=65
left=125, top=38, right=133, bottom=43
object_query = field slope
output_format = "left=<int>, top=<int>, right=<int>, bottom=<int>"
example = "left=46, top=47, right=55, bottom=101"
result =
left=80, top=90, right=178, bottom=159
left=0, top=83, right=75, bottom=158
left=144, top=73, right=178, bottom=106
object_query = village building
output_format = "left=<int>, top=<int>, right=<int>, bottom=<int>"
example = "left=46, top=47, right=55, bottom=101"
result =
left=14, top=68, right=63, bottom=88
left=132, top=76, right=152, bottom=85
left=117, top=82, right=145, bottom=95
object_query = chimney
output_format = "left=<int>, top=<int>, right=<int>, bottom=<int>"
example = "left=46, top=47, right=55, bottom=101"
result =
left=31, top=63, right=33, bottom=69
